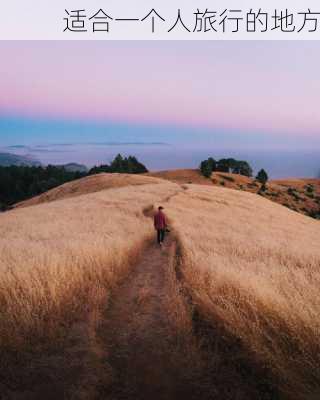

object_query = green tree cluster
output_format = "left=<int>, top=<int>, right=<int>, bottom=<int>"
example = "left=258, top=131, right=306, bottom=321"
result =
left=256, top=169, right=269, bottom=185
left=89, top=154, right=148, bottom=175
left=199, top=157, right=253, bottom=178
left=0, top=165, right=85, bottom=210
left=0, top=154, right=148, bottom=211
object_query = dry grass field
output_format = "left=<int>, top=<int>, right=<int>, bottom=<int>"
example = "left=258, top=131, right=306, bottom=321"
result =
left=146, top=169, right=213, bottom=185
left=15, top=172, right=163, bottom=208
left=0, top=180, right=179, bottom=352
left=148, top=169, right=320, bottom=218
left=1, top=173, right=320, bottom=399
left=16, top=169, right=320, bottom=219
left=168, top=184, right=320, bottom=399
left=0, top=178, right=183, bottom=398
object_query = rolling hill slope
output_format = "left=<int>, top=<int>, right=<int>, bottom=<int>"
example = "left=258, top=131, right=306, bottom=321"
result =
left=147, top=169, right=320, bottom=218
left=169, top=184, right=320, bottom=399
left=15, top=173, right=163, bottom=208
left=1, top=175, right=319, bottom=399
left=13, top=169, right=320, bottom=220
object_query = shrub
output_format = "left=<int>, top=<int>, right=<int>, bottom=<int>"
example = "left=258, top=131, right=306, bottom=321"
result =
left=287, top=187, right=295, bottom=195
left=288, top=188, right=301, bottom=200
left=256, top=169, right=269, bottom=185
left=200, top=160, right=213, bottom=178
left=200, top=158, right=217, bottom=178
left=305, top=185, right=314, bottom=194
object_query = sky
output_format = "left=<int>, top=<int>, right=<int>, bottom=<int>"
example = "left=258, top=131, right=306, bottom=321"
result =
left=0, top=41, right=319, bottom=176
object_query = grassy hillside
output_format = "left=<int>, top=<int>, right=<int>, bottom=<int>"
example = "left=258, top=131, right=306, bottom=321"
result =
left=147, top=169, right=320, bottom=218
left=217, top=174, right=320, bottom=218
left=168, top=185, right=320, bottom=399
left=0, top=181, right=180, bottom=351
left=15, top=173, right=163, bottom=208
left=146, top=169, right=212, bottom=185
left=1, top=175, right=320, bottom=398
left=14, top=169, right=320, bottom=219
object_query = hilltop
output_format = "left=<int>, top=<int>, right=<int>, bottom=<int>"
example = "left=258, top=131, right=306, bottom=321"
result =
left=15, top=173, right=163, bottom=208
left=7, top=165, right=320, bottom=219
left=146, top=168, right=213, bottom=185
left=0, top=153, right=151, bottom=210
left=147, top=169, right=320, bottom=218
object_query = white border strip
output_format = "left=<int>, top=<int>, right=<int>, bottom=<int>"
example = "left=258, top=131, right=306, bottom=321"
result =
left=1, top=0, right=320, bottom=40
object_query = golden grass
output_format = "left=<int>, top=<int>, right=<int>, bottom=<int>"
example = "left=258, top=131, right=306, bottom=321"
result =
left=146, top=168, right=213, bottom=185
left=0, top=181, right=180, bottom=351
left=168, top=184, right=320, bottom=399
left=16, top=169, right=320, bottom=219
left=15, top=172, right=163, bottom=208
left=2, top=174, right=320, bottom=398
left=147, top=169, right=259, bottom=189
left=273, top=178, right=320, bottom=188
left=147, top=169, right=320, bottom=218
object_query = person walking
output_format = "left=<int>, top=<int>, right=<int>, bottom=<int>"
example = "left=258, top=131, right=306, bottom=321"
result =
left=154, top=206, right=166, bottom=247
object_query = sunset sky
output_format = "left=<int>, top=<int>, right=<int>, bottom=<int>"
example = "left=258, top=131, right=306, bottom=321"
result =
left=0, top=41, right=319, bottom=175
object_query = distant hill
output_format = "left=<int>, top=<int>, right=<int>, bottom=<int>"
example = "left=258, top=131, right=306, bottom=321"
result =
left=56, top=163, right=88, bottom=173
left=147, top=169, right=320, bottom=219
left=15, top=173, right=163, bottom=208
left=0, top=154, right=87, bottom=172
left=1, top=154, right=149, bottom=210
left=8, top=165, right=320, bottom=219
left=0, top=152, right=41, bottom=167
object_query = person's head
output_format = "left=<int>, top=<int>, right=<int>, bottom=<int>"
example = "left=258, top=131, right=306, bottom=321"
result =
left=158, top=206, right=164, bottom=212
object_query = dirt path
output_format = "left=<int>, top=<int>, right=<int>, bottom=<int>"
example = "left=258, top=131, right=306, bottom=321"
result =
left=96, top=233, right=208, bottom=400
left=2, top=224, right=280, bottom=399
left=1, top=197, right=280, bottom=399
left=93, top=229, right=280, bottom=400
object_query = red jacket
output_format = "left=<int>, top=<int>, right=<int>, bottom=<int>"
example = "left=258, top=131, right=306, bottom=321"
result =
left=154, top=211, right=166, bottom=230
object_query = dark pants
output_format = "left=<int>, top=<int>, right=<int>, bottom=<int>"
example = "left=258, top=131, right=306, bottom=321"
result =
left=157, top=229, right=165, bottom=244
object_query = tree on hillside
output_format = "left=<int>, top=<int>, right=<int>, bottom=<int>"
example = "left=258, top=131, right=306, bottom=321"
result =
left=200, top=160, right=212, bottom=178
left=89, top=164, right=111, bottom=174
left=124, top=156, right=148, bottom=174
left=233, top=161, right=253, bottom=177
left=199, top=156, right=253, bottom=178
left=110, top=154, right=125, bottom=173
left=256, top=169, right=268, bottom=185
left=89, top=154, right=148, bottom=175
left=216, top=158, right=239, bottom=173
left=207, top=157, right=216, bottom=171
left=0, top=165, right=86, bottom=210
left=200, top=157, right=217, bottom=178
left=216, top=158, right=230, bottom=173
left=226, top=158, right=238, bottom=172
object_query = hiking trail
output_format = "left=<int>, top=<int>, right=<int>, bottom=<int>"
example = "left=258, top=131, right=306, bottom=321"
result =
left=96, top=232, right=208, bottom=400
left=93, top=202, right=279, bottom=400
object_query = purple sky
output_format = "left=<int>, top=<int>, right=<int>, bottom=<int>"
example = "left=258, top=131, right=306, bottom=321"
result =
left=1, top=41, right=320, bottom=137
left=0, top=41, right=319, bottom=176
